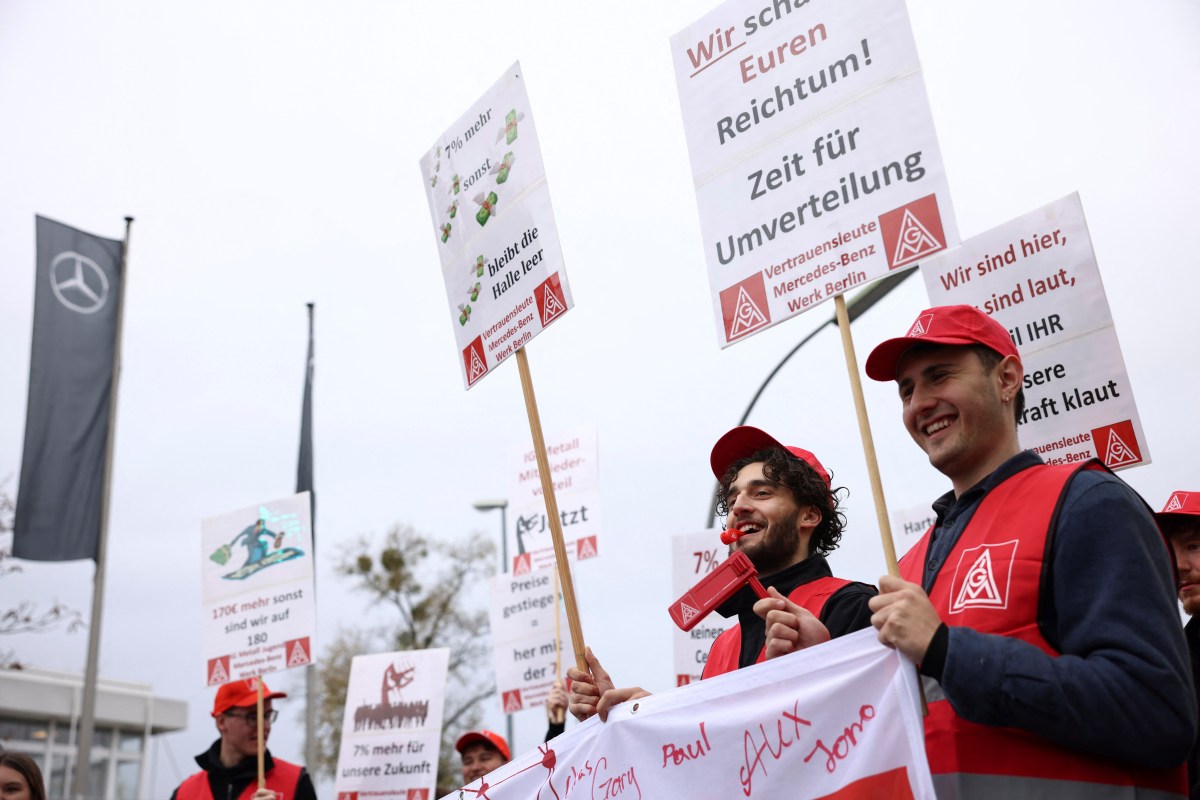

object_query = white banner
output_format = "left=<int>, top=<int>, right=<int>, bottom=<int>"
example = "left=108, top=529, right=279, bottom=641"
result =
left=671, top=530, right=735, bottom=686
left=506, top=427, right=601, bottom=574
left=200, top=491, right=315, bottom=686
left=419, top=61, right=573, bottom=389
left=488, top=567, right=574, bottom=715
left=671, top=0, right=957, bottom=347
left=442, top=630, right=933, bottom=800
left=334, top=648, right=449, bottom=800
left=920, top=193, right=1150, bottom=470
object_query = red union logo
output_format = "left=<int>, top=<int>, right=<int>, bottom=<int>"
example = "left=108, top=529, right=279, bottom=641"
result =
left=463, top=336, right=488, bottom=387
left=534, top=272, right=569, bottom=326
left=719, top=273, right=770, bottom=342
left=948, top=540, right=1018, bottom=613
left=676, top=674, right=693, bottom=687
left=1091, top=419, right=1143, bottom=468
left=879, top=195, right=947, bottom=269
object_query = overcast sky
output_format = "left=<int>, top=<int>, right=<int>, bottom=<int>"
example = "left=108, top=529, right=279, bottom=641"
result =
left=2, top=1, right=1199, bottom=797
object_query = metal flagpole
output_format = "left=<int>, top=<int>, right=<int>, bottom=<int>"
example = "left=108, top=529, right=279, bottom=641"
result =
left=301, top=303, right=319, bottom=772
left=71, top=216, right=133, bottom=799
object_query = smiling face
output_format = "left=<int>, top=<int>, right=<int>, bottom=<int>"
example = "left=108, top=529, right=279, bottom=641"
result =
left=896, top=345, right=1023, bottom=496
left=1166, top=520, right=1200, bottom=615
left=460, top=742, right=507, bottom=784
left=724, top=462, right=820, bottom=576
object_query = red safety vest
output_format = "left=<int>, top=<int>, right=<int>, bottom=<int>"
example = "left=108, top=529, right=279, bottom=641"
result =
left=701, top=576, right=849, bottom=679
left=900, top=461, right=1186, bottom=798
left=175, top=759, right=303, bottom=800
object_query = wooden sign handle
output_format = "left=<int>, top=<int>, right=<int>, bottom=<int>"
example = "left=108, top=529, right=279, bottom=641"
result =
left=515, top=346, right=588, bottom=672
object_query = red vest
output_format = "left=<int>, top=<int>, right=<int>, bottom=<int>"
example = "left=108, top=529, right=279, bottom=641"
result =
left=175, top=759, right=303, bottom=800
left=701, top=575, right=849, bottom=679
left=900, top=461, right=1186, bottom=798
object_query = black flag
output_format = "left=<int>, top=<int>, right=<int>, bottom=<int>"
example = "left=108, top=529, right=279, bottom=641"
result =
left=296, top=304, right=315, bottom=505
left=14, top=216, right=124, bottom=561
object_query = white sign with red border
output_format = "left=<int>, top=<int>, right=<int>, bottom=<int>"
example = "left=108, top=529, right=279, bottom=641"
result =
left=506, top=427, right=601, bottom=574
left=671, top=530, right=736, bottom=687
left=419, top=61, right=573, bottom=389
left=488, top=567, right=575, bottom=716
left=334, top=648, right=449, bottom=800
left=200, top=491, right=316, bottom=687
left=671, top=0, right=958, bottom=346
left=919, top=193, right=1150, bottom=470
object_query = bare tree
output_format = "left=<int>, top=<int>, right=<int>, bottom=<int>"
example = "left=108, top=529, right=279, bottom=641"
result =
left=0, top=480, right=85, bottom=667
left=314, top=524, right=496, bottom=792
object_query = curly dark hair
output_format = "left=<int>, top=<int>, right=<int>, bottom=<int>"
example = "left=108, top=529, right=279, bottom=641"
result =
left=715, top=447, right=847, bottom=557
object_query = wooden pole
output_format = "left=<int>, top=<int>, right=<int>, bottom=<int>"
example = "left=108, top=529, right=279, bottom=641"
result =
left=833, top=294, right=898, bottom=575
left=514, top=346, right=587, bottom=671
left=834, top=293, right=926, bottom=714
left=257, top=680, right=266, bottom=788
left=550, top=565, right=565, bottom=724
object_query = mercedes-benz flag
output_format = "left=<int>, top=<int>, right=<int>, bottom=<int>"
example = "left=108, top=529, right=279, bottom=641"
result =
left=14, top=216, right=125, bottom=561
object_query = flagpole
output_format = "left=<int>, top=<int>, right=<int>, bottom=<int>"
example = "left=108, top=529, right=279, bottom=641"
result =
left=300, top=302, right=319, bottom=772
left=71, top=216, right=133, bottom=800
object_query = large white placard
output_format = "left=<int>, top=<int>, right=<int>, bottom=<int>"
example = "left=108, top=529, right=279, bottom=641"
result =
left=419, top=62, right=573, bottom=389
left=488, top=567, right=575, bottom=716
left=506, top=427, right=601, bottom=575
left=334, top=648, right=449, bottom=800
left=441, top=630, right=933, bottom=800
left=671, top=0, right=958, bottom=346
left=920, top=193, right=1150, bottom=470
left=671, top=530, right=735, bottom=686
left=201, top=491, right=316, bottom=686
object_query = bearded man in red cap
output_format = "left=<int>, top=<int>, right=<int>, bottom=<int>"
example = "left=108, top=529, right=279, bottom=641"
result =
left=856, top=303, right=1194, bottom=798
left=172, top=677, right=316, bottom=800
left=568, top=427, right=876, bottom=721
left=1159, top=490, right=1200, bottom=799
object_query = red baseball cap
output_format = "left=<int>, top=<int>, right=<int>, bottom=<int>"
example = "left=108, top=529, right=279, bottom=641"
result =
left=865, top=304, right=1020, bottom=381
left=455, top=730, right=510, bottom=761
left=710, top=426, right=831, bottom=486
left=1158, top=491, right=1200, bottom=520
left=212, top=677, right=287, bottom=717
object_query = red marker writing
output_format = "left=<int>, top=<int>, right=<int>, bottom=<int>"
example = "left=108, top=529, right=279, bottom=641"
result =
left=668, top=550, right=767, bottom=631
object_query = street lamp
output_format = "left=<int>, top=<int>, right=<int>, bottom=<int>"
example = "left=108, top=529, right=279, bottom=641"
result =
left=706, top=269, right=913, bottom=527
left=472, top=498, right=512, bottom=749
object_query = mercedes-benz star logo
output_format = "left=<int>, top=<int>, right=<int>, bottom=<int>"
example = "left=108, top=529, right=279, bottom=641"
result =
left=49, top=251, right=109, bottom=314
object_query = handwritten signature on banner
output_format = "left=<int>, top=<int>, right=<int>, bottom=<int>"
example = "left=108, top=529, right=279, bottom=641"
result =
left=443, top=630, right=933, bottom=800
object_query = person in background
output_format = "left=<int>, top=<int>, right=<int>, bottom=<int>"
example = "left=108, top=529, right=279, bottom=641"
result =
left=1158, top=489, right=1200, bottom=799
left=172, top=677, right=317, bottom=800
left=0, top=752, right=46, bottom=800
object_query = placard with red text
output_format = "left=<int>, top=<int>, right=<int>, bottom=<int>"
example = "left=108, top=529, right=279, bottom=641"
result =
left=200, top=492, right=316, bottom=686
left=418, top=62, right=573, bottom=389
left=671, top=0, right=957, bottom=346
left=920, top=193, right=1150, bottom=470
left=671, top=530, right=736, bottom=686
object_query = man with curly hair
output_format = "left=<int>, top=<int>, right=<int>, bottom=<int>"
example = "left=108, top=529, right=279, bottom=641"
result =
left=567, top=426, right=876, bottom=721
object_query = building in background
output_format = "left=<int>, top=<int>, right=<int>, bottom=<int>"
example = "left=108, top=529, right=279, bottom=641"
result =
left=0, top=668, right=186, bottom=799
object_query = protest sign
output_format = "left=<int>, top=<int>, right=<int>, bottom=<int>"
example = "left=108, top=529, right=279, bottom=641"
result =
left=889, top=503, right=935, bottom=561
left=488, top=566, right=574, bottom=715
left=419, top=61, right=573, bottom=389
left=441, top=629, right=933, bottom=800
left=671, top=0, right=957, bottom=346
left=506, top=427, right=600, bottom=575
left=334, top=648, right=449, bottom=800
left=201, top=492, right=316, bottom=686
left=671, top=530, right=735, bottom=686
left=920, top=193, right=1150, bottom=469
